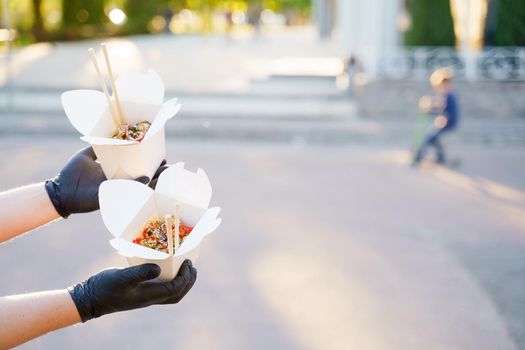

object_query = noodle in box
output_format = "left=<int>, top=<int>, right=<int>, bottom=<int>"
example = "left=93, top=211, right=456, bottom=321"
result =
left=99, top=163, right=222, bottom=281
left=61, top=44, right=181, bottom=180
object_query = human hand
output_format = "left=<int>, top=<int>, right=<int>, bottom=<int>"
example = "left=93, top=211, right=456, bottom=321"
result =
left=434, top=115, right=447, bottom=129
left=68, top=260, right=197, bottom=322
left=419, top=96, right=433, bottom=112
left=44, top=147, right=149, bottom=218
left=149, top=159, right=168, bottom=190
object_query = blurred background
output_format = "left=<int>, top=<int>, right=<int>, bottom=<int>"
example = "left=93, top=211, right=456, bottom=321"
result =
left=0, top=0, right=524, bottom=349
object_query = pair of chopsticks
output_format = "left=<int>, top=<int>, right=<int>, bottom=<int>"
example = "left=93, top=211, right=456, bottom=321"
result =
left=88, top=43, right=125, bottom=127
left=165, top=205, right=181, bottom=256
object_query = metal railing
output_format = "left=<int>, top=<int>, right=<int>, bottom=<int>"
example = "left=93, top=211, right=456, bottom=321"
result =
left=379, top=47, right=525, bottom=81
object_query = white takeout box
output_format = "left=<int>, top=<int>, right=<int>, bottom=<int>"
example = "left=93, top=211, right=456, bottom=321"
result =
left=62, top=70, right=181, bottom=179
left=99, top=163, right=222, bottom=281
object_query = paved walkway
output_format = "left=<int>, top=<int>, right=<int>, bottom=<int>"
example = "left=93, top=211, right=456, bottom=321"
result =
left=1, top=139, right=524, bottom=350
left=0, top=27, right=340, bottom=92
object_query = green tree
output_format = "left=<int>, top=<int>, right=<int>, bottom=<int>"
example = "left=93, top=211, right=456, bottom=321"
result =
left=489, top=0, right=525, bottom=46
left=62, top=0, right=105, bottom=39
left=276, top=0, right=310, bottom=10
left=31, top=0, right=45, bottom=41
left=404, top=0, right=455, bottom=46
left=123, top=0, right=159, bottom=34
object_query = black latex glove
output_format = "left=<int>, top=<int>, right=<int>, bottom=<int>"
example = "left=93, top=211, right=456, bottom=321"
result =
left=149, top=159, right=168, bottom=190
left=45, top=147, right=150, bottom=218
left=68, top=260, right=197, bottom=322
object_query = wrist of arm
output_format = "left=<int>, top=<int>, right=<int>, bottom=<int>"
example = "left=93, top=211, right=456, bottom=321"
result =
left=0, top=289, right=81, bottom=348
left=0, top=182, right=61, bottom=243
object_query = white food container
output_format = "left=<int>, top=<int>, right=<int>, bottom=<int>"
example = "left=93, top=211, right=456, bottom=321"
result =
left=99, top=163, right=222, bottom=281
left=62, top=70, right=181, bottom=179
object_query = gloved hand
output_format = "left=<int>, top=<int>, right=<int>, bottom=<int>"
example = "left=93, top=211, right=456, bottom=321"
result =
left=45, top=147, right=150, bottom=218
left=68, top=260, right=197, bottom=322
left=149, top=159, right=168, bottom=190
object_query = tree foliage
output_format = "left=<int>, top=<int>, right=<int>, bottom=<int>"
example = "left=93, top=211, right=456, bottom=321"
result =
left=61, top=0, right=105, bottom=39
left=123, top=0, right=160, bottom=34
left=264, top=0, right=309, bottom=10
left=31, top=0, right=45, bottom=41
left=487, top=0, right=525, bottom=46
left=404, top=0, right=455, bottom=46
left=8, top=0, right=311, bottom=42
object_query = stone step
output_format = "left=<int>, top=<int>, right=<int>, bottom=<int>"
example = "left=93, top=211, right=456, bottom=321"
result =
left=2, top=75, right=343, bottom=99
left=0, top=87, right=355, bottom=120
left=2, top=111, right=525, bottom=147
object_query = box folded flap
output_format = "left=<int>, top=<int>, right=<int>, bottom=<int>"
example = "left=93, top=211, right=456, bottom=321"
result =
left=155, top=163, right=212, bottom=209
left=144, top=98, right=181, bottom=142
left=177, top=207, right=222, bottom=256
left=116, top=70, right=164, bottom=106
left=81, top=136, right=137, bottom=145
left=110, top=238, right=169, bottom=260
left=199, top=207, right=222, bottom=237
left=156, top=194, right=206, bottom=227
left=99, top=180, right=155, bottom=237
left=119, top=100, right=162, bottom=126
left=62, top=90, right=108, bottom=136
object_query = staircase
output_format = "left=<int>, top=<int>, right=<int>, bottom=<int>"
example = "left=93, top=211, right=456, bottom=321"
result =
left=0, top=75, right=362, bottom=144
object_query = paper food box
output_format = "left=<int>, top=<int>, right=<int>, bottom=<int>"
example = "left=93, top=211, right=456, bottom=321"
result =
left=99, top=163, right=222, bottom=281
left=61, top=70, right=181, bottom=180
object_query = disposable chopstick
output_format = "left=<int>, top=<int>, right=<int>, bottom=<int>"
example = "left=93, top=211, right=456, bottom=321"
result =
left=100, top=43, right=125, bottom=124
left=165, top=214, right=174, bottom=256
left=88, top=48, right=121, bottom=127
left=174, top=205, right=181, bottom=249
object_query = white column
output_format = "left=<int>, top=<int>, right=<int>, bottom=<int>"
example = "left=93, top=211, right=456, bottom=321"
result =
left=336, top=0, right=357, bottom=55
left=450, top=0, right=488, bottom=81
left=314, top=0, right=335, bottom=38
left=336, top=0, right=401, bottom=79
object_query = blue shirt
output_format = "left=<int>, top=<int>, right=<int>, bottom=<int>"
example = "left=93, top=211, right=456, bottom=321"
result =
left=443, top=92, right=459, bottom=130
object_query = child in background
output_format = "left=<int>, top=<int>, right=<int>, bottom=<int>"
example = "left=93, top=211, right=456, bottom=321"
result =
left=412, top=67, right=460, bottom=166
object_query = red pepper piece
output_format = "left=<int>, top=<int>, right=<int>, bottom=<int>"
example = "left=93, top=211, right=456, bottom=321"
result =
left=179, top=225, right=193, bottom=238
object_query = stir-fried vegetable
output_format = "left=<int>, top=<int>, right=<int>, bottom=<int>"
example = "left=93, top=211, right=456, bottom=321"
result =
left=113, top=121, right=151, bottom=142
left=132, top=218, right=193, bottom=253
